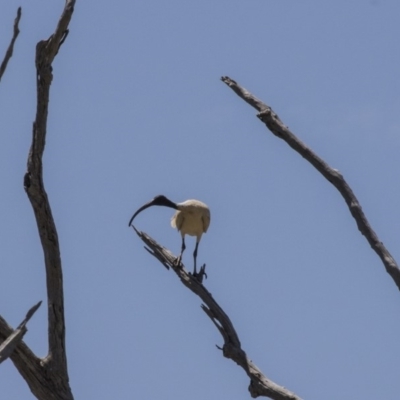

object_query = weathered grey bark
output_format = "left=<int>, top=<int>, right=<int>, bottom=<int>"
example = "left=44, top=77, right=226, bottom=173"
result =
left=0, top=1, right=76, bottom=399
left=131, top=226, right=302, bottom=400
left=221, top=76, right=400, bottom=291
left=0, top=302, right=41, bottom=364
left=0, top=7, right=21, bottom=82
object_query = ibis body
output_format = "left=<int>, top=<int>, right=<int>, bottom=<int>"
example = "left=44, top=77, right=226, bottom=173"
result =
left=129, top=195, right=210, bottom=275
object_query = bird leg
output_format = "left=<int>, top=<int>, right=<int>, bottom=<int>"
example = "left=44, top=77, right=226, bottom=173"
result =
left=175, top=236, right=186, bottom=267
left=193, top=241, right=199, bottom=276
left=191, top=242, right=207, bottom=282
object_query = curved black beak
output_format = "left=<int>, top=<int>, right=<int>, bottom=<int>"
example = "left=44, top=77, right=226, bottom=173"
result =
left=128, top=201, right=154, bottom=227
left=128, top=195, right=178, bottom=227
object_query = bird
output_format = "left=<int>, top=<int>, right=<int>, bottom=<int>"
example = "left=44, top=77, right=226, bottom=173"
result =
left=129, top=195, right=210, bottom=276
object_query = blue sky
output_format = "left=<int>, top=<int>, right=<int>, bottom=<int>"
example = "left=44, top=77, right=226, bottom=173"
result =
left=1, top=1, right=400, bottom=399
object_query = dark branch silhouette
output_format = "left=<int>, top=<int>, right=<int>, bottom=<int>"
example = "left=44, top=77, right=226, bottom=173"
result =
left=0, top=1, right=76, bottom=399
left=131, top=226, right=302, bottom=400
left=221, top=76, right=400, bottom=291
left=0, top=7, right=22, bottom=82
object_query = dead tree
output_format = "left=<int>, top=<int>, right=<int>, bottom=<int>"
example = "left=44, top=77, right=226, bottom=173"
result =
left=0, top=2, right=76, bottom=399
left=2, top=2, right=399, bottom=400
left=129, top=76, right=400, bottom=400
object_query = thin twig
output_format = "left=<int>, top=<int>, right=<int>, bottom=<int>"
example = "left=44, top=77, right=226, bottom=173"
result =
left=221, top=76, right=400, bottom=291
left=0, top=7, right=22, bottom=82
left=131, top=227, right=302, bottom=400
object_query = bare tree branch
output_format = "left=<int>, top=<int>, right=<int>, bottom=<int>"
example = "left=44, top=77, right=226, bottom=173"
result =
left=0, top=7, right=21, bottom=82
left=0, top=1, right=75, bottom=399
left=24, top=0, right=75, bottom=374
left=0, top=301, right=41, bottom=364
left=0, top=316, right=43, bottom=380
left=131, top=226, right=302, bottom=400
left=221, top=76, right=400, bottom=291
left=0, top=311, right=72, bottom=400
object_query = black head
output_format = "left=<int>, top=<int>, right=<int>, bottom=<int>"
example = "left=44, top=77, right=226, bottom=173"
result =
left=128, top=195, right=178, bottom=226
left=151, top=195, right=173, bottom=206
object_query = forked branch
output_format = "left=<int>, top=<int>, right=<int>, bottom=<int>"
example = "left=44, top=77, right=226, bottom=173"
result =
left=132, top=227, right=302, bottom=400
left=221, top=76, right=400, bottom=291
left=0, top=301, right=41, bottom=364
left=24, top=0, right=75, bottom=372
left=0, top=1, right=76, bottom=400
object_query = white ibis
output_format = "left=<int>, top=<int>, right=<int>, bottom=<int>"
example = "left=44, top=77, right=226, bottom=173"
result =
left=129, top=195, right=211, bottom=276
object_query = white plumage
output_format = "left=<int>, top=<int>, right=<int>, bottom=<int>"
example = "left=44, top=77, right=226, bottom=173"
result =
left=171, top=199, right=210, bottom=239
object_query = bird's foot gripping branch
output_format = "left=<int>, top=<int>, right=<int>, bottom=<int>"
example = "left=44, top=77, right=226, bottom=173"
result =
left=192, top=264, right=207, bottom=283
left=172, top=254, right=207, bottom=283
left=130, top=225, right=206, bottom=283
